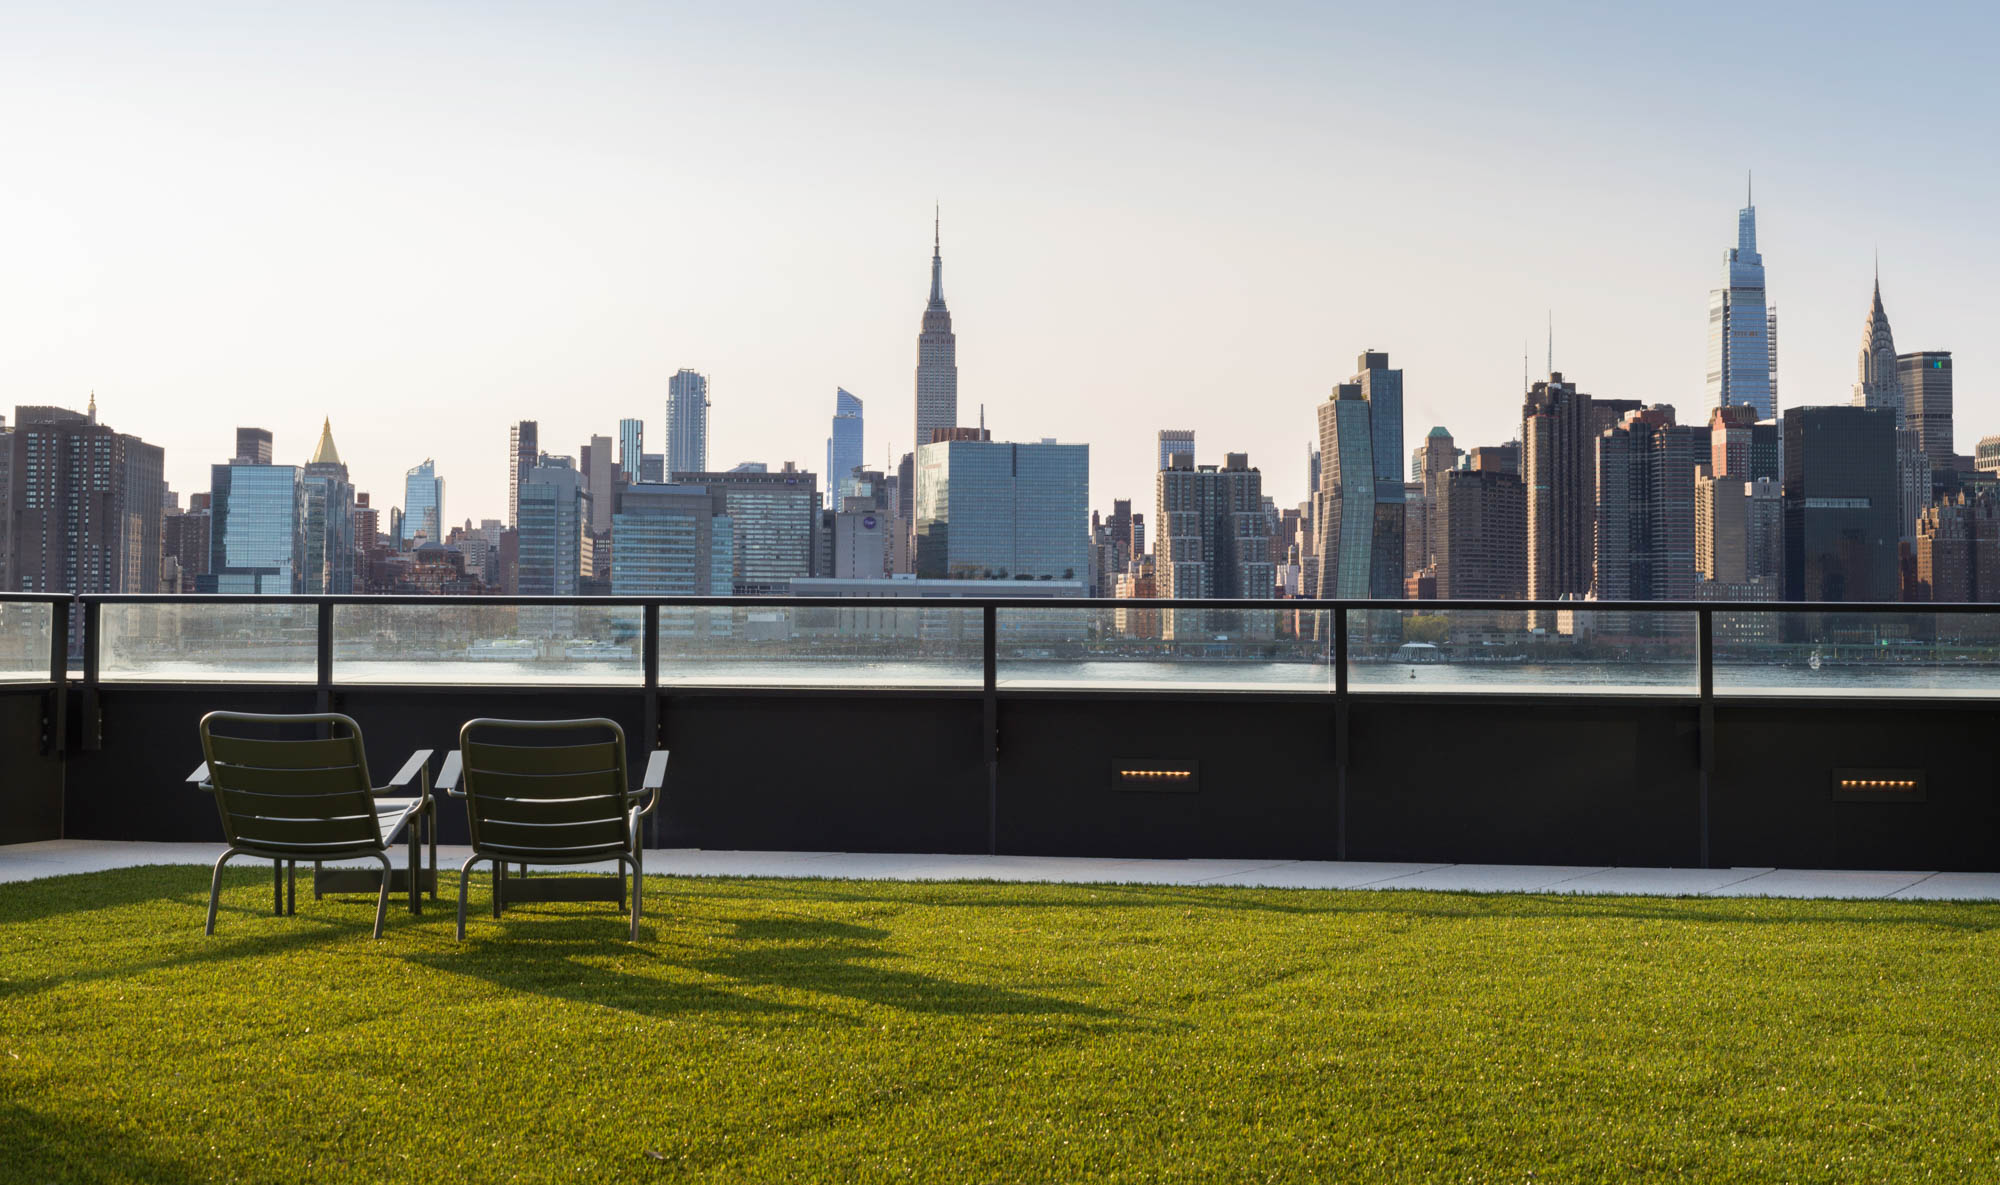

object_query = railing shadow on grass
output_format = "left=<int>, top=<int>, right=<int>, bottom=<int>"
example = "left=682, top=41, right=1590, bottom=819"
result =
left=0, top=1102, right=212, bottom=1185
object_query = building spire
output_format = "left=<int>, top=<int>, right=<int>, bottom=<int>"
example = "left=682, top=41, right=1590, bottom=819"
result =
left=87, top=390, right=97, bottom=424
left=927, top=205, right=945, bottom=309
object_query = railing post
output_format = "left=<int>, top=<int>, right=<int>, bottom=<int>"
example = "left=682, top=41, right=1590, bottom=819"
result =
left=983, top=603, right=998, bottom=856
left=315, top=601, right=334, bottom=715
left=643, top=602, right=660, bottom=849
left=1333, top=605, right=1349, bottom=862
left=1697, top=606, right=1714, bottom=869
left=43, top=598, right=71, bottom=756
left=80, top=599, right=102, bottom=751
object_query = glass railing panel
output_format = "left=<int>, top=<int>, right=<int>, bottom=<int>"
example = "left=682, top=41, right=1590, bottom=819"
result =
left=995, top=606, right=1335, bottom=690
left=99, top=602, right=318, bottom=683
left=1346, top=606, right=1698, bottom=694
left=657, top=604, right=982, bottom=688
left=334, top=603, right=643, bottom=685
left=1713, top=609, right=2000, bottom=698
left=0, top=601, right=54, bottom=682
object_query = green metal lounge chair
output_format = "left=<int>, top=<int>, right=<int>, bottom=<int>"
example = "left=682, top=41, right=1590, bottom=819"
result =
left=439, top=717, right=667, bottom=941
left=189, top=711, right=435, bottom=940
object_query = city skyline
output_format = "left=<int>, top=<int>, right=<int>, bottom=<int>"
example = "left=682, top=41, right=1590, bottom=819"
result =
left=3, top=3, right=1994, bottom=523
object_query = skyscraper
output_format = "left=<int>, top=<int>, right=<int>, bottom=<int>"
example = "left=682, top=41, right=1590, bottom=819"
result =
left=1705, top=185, right=1776, bottom=421
left=1522, top=373, right=1598, bottom=603
left=508, top=421, right=537, bottom=529
left=207, top=438, right=302, bottom=596
left=617, top=418, right=644, bottom=484
left=1157, top=429, right=1195, bottom=471
left=300, top=419, right=355, bottom=594
left=671, top=465, right=819, bottom=594
left=1351, top=352, right=1406, bottom=598
left=516, top=457, right=585, bottom=596
left=1155, top=453, right=1274, bottom=639
left=1434, top=469, right=1526, bottom=601
left=581, top=435, right=614, bottom=535
left=1313, top=385, right=1375, bottom=598
left=1852, top=271, right=1903, bottom=423
left=400, top=459, right=443, bottom=546
left=665, top=369, right=710, bottom=480
left=1594, top=407, right=1695, bottom=607
left=913, top=439, right=1088, bottom=581
left=234, top=427, right=273, bottom=466
left=1783, top=406, right=1899, bottom=602
left=609, top=483, right=734, bottom=595
left=6, top=403, right=164, bottom=596
left=1898, top=351, right=1954, bottom=464
left=914, top=211, right=959, bottom=450
left=826, top=389, right=864, bottom=509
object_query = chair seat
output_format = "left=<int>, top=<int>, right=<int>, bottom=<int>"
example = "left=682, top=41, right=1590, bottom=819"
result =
left=374, top=797, right=423, bottom=846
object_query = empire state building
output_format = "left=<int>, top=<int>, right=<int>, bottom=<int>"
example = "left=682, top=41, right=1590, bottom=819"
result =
left=914, top=211, right=959, bottom=451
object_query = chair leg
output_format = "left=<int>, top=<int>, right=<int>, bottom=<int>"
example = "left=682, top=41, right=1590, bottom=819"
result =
left=456, top=854, right=481, bottom=941
left=408, top=822, right=421, bottom=916
left=313, top=860, right=323, bottom=901
left=493, top=861, right=504, bottom=918
left=287, top=862, right=296, bottom=916
left=272, top=860, right=283, bottom=915
left=427, top=802, right=438, bottom=902
left=206, top=849, right=238, bottom=936
left=631, top=856, right=642, bottom=941
left=371, top=853, right=391, bottom=940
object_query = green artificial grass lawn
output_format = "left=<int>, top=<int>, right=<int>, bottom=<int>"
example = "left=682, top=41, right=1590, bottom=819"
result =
left=1, top=869, right=1997, bottom=1184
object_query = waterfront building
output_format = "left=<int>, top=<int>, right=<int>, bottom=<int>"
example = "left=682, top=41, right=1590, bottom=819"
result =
left=1783, top=406, right=1900, bottom=602
left=913, top=439, right=1088, bottom=582
left=300, top=419, right=355, bottom=594
left=1595, top=408, right=1695, bottom=607
left=1402, top=482, right=1429, bottom=579
left=914, top=212, right=959, bottom=455
left=1523, top=373, right=1598, bottom=604
left=1914, top=492, right=2000, bottom=603
left=1433, top=469, right=1526, bottom=601
left=206, top=450, right=302, bottom=595
left=6, top=402, right=164, bottom=596
left=826, top=389, right=864, bottom=509
left=609, top=483, right=734, bottom=595
left=1705, top=187, right=1777, bottom=421
left=516, top=457, right=585, bottom=596
left=508, top=421, right=537, bottom=529
left=1313, top=385, right=1376, bottom=598
left=1899, top=351, right=1953, bottom=465
left=1113, top=557, right=1159, bottom=639
left=1351, top=352, right=1407, bottom=598
left=665, top=369, right=710, bottom=481
left=673, top=465, right=819, bottom=594
left=1157, top=430, right=1195, bottom=471
left=400, top=459, right=443, bottom=546
left=1155, top=452, right=1275, bottom=639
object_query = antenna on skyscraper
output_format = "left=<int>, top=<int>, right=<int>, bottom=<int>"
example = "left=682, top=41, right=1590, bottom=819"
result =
left=979, top=403, right=985, bottom=434
left=1546, top=310, right=1553, bottom=375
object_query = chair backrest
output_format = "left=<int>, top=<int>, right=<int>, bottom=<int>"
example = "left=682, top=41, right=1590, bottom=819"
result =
left=200, top=712, right=383, bottom=856
left=459, top=718, right=632, bottom=861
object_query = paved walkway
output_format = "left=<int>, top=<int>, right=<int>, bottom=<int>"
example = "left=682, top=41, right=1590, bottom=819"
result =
left=2, top=840, right=1996, bottom=900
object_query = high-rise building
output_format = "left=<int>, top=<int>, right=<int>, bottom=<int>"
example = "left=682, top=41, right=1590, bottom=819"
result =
left=1522, top=373, right=1598, bottom=604
left=914, top=211, right=959, bottom=453
left=300, top=419, right=355, bottom=594
left=581, top=435, right=614, bottom=535
left=1914, top=492, right=2000, bottom=603
left=1705, top=187, right=1776, bottom=421
left=640, top=453, right=665, bottom=484
left=609, top=483, right=734, bottom=595
left=1412, top=426, right=1457, bottom=572
left=1313, top=385, right=1375, bottom=598
left=1157, top=429, right=1196, bottom=471
left=670, top=466, right=819, bottom=594
left=508, top=421, right=537, bottom=529
left=1852, top=273, right=1903, bottom=423
left=914, top=439, right=1088, bottom=582
left=162, top=497, right=211, bottom=594
left=826, top=389, right=864, bottom=509
left=234, top=427, right=273, bottom=466
left=207, top=445, right=302, bottom=595
left=516, top=457, right=585, bottom=596
left=617, top=419, right=644, bottom=484
left=0, top=414, right=11, bottom=590
left=665, top=370, right=710, bottom=480
left=1899, top=351, right=1954, bottom=465
left=1351, top=352, right=1406, bottom=598
left=1434, top=469, right=1526, bottom=601
left=1155, top=452, right=1274, bottom=638
left=1469, top=442, right=1520, bottom=475
left=1783, top=406, right=1900, bottom=602
left=1595, top=408, right=1695, bottom=607
left=400, top=459, right=443, bottom=546
left=1709, top=406, right=1756, bottom=478
left=7, top=403, right=164, bottom=596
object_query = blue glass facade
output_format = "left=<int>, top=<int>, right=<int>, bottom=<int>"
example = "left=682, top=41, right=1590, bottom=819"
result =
left=609, top=485, right=732, bottom=595
left=401, top=459, right=443, bottom=545
left=826, top=389, right=864, bottom=508
left=913, top=440, right=1089, bottom=581
left=206, top=463, right=303, bottom=594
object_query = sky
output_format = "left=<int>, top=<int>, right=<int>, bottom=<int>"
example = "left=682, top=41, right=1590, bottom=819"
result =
left=3, top=0, right=1997, bottom=522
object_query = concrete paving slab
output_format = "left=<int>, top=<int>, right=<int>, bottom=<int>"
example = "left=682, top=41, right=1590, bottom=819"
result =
left=1201, top=861, right=1449, bottom=889
left=1886, top=873, right=2000, bottom=901
left=1705, top=869, right=1933, bottom=899
left=1543, top=867, right=1777, bottom=897
left=1361, top=864, right=1610, bottom=893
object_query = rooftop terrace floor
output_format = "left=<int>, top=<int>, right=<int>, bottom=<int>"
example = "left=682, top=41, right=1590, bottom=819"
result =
left=6, top=839, right=1997, bottom=899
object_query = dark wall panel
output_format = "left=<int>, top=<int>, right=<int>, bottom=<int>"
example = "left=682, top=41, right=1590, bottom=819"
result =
left=996, top=698, right=1338, bottom=859
left=0, top=689, right=64, bottom=844
left=1345, top=699, right=1701, bottom=867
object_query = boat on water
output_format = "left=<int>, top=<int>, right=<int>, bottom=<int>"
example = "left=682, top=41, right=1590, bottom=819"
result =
left=467, top=639, right=539, bottom=661
left=564, top=641, right=634, bottom=662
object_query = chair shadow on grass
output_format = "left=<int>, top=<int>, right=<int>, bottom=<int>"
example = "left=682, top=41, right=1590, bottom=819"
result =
left=0, top=1100, right=211, bottom=1185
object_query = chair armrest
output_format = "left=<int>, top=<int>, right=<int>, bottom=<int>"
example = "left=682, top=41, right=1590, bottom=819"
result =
left=382, top=749, right=434, bottom=807
left=187, top=762, right=212, bottom=790
left=635, top=750, right=669, bottom=817
left=438, top=750, right=464, bottom=797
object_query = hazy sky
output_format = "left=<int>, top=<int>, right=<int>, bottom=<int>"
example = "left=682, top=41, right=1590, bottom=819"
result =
left=4, top=1, right=1996, bottom=521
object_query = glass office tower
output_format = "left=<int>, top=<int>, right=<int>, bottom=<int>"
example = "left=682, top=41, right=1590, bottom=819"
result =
left=400, top=459, right=443, bottom=546
left=913, top=439, right=1089, bottom=580
left=205, top=463, right=303, bottom=593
